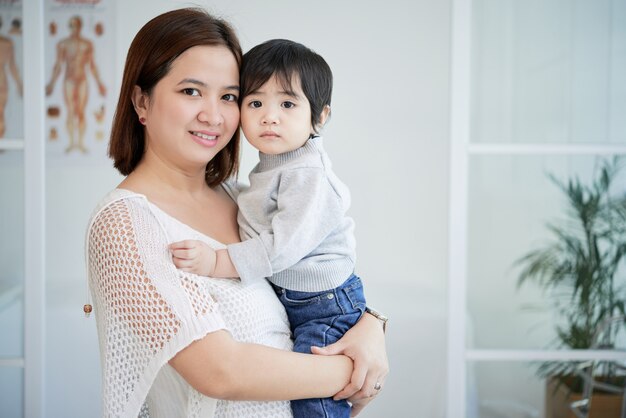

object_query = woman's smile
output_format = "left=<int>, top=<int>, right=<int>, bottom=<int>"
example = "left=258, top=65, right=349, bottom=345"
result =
left=190, top=130, right=220, bottom=147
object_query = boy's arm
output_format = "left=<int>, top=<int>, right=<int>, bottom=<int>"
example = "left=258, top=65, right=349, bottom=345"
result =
left=213, top=249, right=239, bottom=278
left=227, top=167, right=347, bottom=284
left=170, top=240, right=238, bottom=278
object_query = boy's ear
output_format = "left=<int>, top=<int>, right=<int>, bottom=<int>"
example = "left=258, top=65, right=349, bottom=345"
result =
left=319, top=105, right=331, bottom=126
left=131, top=85, right=148, bottom=119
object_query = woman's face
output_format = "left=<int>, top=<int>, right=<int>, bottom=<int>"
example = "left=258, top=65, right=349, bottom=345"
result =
left=141, top=45, right=240, bottom=172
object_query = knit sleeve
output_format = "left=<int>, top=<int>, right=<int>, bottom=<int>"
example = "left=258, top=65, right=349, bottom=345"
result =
left=87, top=196, right=225, bottom=418
left=228, top=167, right=345, bottom=283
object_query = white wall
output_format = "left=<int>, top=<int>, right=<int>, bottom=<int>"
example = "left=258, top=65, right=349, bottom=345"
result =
left=11, top=1, right=451, bottom=417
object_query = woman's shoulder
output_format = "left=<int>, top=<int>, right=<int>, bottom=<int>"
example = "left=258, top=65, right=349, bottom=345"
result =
left=98, top=187, right=144, bottom=204
left=87, top=188, right=149, bottom=230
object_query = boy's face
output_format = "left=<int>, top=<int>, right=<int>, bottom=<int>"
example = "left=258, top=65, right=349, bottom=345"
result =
left=240, top=75, right=314, bottom=155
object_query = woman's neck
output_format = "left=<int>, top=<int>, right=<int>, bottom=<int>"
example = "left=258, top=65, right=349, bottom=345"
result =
left=120, top=151, right=210, bottom=198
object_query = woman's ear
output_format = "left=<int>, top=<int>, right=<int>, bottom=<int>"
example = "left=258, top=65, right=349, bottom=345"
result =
left=131, top=85, right=148, bottom=119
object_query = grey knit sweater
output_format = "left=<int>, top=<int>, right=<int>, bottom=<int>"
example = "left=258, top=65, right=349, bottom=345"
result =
left=227, top=136, right=356, bottom=292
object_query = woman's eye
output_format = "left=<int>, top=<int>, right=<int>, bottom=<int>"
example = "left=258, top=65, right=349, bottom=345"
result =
left=182, top=88, right=200, bottom=96
left=222, top=93, right=238, bottom=102
left=282, top=101, right=295, bottom=109
left=249, top=100, right=262, bottom=108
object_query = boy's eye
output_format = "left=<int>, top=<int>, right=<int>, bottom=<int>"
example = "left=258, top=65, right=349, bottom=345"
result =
left=222, top=93, right=238, bottom=102
left=182, top=88, right=200, bottom=96
left=249, top=100, right=262, bottom=108
left=282, top=101, right=295, bottom=109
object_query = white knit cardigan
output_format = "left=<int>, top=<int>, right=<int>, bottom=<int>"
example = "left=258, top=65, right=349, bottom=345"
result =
left=86, top=188, right=293, bottom=418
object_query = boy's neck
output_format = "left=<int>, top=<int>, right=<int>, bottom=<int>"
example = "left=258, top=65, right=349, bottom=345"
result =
left=257, top=136, right=322, bottom=169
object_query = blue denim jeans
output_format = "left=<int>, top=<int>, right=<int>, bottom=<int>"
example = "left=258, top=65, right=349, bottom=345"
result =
left=272, top=274, right=366, bottom=418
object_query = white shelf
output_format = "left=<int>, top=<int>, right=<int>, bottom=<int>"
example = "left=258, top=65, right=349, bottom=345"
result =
left=468, top=143, right=626, bottom=155
left=0, top=139, right=24, bottom=150
left=467, top=349, right=626, bottom=361
left=0, top=358, right=24, bottom=367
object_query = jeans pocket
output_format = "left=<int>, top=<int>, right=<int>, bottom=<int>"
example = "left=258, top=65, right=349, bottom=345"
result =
left=281, top=289, right=326, bottom=306
left=343, top=276, right=366, bottom=312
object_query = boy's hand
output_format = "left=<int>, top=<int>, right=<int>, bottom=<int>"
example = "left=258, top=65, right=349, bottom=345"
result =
left=169, top=240, right=216, bottom=277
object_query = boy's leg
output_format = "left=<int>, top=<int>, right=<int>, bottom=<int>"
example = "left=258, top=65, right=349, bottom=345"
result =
left=276, top=274, right=366, bottom=418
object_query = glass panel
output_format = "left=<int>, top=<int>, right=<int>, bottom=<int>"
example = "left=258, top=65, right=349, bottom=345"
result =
left=0, top=152, right=24, bottom=358
left=0, top=2, right=24, bottom=140
left=467, top=155, right=626, bottom=350
left=467, top=361, right=543, bottom=418
left=467, top=360, right=626, bottom=418
left=0, top=366, right=23, bottom=418
left=471, top=0, right=626, bottom=144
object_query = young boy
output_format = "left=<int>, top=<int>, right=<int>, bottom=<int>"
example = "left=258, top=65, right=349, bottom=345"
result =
left=170, top=39, right=375, bottom=418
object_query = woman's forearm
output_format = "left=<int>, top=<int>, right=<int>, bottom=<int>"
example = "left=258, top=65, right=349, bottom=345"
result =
left=169, top=330, right=353, bottom=401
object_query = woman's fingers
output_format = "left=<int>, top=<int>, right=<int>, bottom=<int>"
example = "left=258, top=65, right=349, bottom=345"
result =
left=311, top=341, right=343, bottom=356
left=333, top=355, right=366, bottom=400
left=311, top=342, right=365, bottom=399
left=347, top=374, right=386, bottom=401
left=349, top=397, right=373, bottom=417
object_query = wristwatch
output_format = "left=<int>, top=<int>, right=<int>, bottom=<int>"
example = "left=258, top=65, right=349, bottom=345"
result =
left=365, top=306, right=388, bottom=333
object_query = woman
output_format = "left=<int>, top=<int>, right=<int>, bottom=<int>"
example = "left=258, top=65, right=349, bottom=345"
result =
left=86, top=7, right=388, bottom=418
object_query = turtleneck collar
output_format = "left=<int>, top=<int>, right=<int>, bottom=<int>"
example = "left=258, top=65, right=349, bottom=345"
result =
left=257, top=136, right=323, bottom=171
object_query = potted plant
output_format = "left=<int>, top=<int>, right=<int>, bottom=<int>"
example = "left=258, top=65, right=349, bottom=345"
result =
left=514, top=157, right=626, bottom=418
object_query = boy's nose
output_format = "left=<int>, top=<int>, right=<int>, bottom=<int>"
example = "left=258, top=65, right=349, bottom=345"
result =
left=261, top=109, right=279, bottom=125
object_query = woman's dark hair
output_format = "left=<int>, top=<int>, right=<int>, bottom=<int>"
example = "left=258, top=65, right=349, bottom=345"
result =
left=240, top=39, right=332, bottom=131
left=108, top=8, right=242, bottom=186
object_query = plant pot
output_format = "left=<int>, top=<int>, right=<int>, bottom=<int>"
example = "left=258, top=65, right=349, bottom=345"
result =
left=545, top=376, right=624, bottom=418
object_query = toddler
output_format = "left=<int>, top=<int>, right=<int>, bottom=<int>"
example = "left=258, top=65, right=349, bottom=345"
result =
left=171, top=39, right=369, bottom=418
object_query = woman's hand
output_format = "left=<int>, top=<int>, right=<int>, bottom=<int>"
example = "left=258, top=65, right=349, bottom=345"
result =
left=311, top=312, right=388, bottom=403
left=349, top=397, right=373, bottom=417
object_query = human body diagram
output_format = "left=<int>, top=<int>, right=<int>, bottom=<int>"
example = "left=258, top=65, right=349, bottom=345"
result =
left=0, top=18, right=22, bottom=139
left=46, top=16, right=106, bottom=153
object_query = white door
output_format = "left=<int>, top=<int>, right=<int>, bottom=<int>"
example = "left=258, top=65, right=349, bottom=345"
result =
left=447, top=0, right=626, bottom=417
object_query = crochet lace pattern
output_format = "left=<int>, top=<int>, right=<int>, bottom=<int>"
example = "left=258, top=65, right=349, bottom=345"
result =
left=87, top=189, right=293, bottom=417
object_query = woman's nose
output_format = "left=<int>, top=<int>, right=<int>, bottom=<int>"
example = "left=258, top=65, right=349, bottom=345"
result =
left=198, top=101, right=224, bottom=125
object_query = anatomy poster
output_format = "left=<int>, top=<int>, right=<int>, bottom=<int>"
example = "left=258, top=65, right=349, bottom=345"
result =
left=45, top=0, right=114, bottom=160
left=0, top=0, right=23, bottom=141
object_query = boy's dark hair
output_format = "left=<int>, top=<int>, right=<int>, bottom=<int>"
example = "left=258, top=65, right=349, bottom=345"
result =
left=240, top=39, right=332, bottom=131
